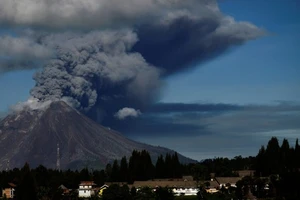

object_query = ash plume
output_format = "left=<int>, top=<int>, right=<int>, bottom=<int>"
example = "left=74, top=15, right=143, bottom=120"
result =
left=30, top=30, right=161, bottom=114
left=0, top=0, right=266, bottom=124
left=0, top=35, right=53, bottom=72
left=0, top=0, right=219, bottom=30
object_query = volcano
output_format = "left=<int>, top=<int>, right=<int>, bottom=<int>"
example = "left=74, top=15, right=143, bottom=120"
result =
left=0, top=101, right=195, bottom=170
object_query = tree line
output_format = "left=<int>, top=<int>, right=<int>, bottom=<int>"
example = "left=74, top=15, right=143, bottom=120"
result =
left=0, top=150, right=183, bottom=199
left=1, top=137, right=300, bottom=199
left=234, top=137, right=300, bottom=200
left=255, top=137, right=300, bottom=176
left=106, top=150, right=183, bottom=183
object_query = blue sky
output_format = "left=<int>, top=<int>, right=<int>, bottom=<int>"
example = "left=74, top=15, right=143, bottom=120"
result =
left=0, top=0, right=299, bottom=161
left=133, top=0, right=300, bottom=159
left=0, top=70, right=35, bottom=111
left=162, top=0, right=300, bottom=105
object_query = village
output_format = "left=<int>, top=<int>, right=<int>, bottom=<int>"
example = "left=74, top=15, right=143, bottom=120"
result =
left=1, top=137, right=299, bottom=200
left=2, top=170, right=264, bottom=199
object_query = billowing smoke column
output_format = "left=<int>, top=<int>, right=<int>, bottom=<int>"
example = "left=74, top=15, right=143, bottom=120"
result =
left=30, top=30, right=161, bottom=118
left=0, top=0, right=265, bottom=122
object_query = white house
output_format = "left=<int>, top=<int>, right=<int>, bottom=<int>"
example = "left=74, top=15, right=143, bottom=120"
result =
left=78, top=181, right=96, bottom=198
left=172, top=187, right=198, bottom=196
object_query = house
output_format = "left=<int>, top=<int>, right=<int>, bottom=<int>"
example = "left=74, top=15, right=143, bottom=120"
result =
left=205, top=179, right=220, bottom=194
left=98, top=184, right=109, bottom=196
left=104, top=182, right=127, bottom=187
left=205, top=187, right=218, bottom=194
left=2, top=182, right=16, bottom=199
left=78, top=181, right=96, bottom=198
left=215, top=177, right=242, bottom=188
left=172, top=187, right=198, bottom=196
left=58, top=184, right=70, bottom=196
left=132, top=179, right=197, bottom=189
left=132, top=178, right=198, bottom=196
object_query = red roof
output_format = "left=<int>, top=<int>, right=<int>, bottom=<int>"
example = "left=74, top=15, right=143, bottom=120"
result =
left=79, top=181, right=96, bottom=186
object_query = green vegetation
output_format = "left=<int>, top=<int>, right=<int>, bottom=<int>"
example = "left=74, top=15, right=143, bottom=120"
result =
left=100, top=185, right=174, bottom=200
left=0, top=137, right=299, bottom=199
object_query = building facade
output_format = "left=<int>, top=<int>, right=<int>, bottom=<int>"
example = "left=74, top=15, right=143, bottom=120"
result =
left=2, top=183, right=16, bottom=199
left=78, top=181, right=96, bottom=198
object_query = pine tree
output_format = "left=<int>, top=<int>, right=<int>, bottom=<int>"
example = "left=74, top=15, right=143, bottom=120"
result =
left=93, top=170, right=105, bottom=186
left=255, top=146, right=266, bottom=176
left=141, top=150, right=154, bottom=180
left=128, top=150, right=140, bottom=181
left=155, top=155, right=165, bottom=178
left=172, top=152, right=182, bottom=178
left=16, top=163, right=37, bottom=200
left=105, top=163, right=112, bottom=182
left=111, top=160, right=120, bottom=182
left=165, top=153, right=172, bottom=178
left=265, top=137, right=280, bottom=175
left=280, top=138, right=290, bottom=172
left=79, top=167, right=90, bottom=181
left=120, top=156, right=128, bottom=182
left=129, top=150, right=154, bottom=181
left=295, top=139, right=300, bottom=168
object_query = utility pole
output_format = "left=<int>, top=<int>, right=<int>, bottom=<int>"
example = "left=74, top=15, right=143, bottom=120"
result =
left=6, top=160, right=10, bottom=171
left=56, top=143, right=60, bottom=171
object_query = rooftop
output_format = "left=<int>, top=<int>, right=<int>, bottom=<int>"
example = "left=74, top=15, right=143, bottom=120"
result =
left=132, top=180, right=197, bottom=188
left=79, top=181, right=96, bottom=186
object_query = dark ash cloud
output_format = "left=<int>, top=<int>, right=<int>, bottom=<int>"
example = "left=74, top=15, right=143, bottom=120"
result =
left=0, top=0, right=265, bottom=126
left=110, top=102, right=300, bottom=139
left=0, top=35, right=53, bottom=72
left=122, top=102, right=300, bottom=160
left=0, top=0, right=218, bottom=30
left=104, top=102, right=242, bottom=137
left=134, top=15, right=264, bottom=74
left=30, top=30, right=161, bottom=112
left=113, top=114, right=210, bottom=137
left=146, top=102, right=241, bottom=113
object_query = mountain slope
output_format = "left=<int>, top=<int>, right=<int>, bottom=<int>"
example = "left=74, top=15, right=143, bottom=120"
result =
left=0, top=101, right=195, bottom=170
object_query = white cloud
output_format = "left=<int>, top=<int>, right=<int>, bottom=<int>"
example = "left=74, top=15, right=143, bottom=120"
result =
left=114, top=107, right=142, bottom=120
